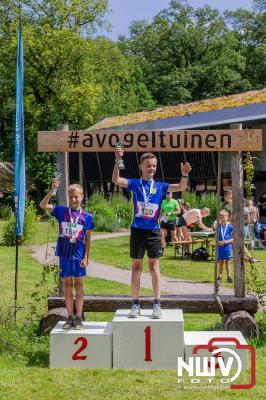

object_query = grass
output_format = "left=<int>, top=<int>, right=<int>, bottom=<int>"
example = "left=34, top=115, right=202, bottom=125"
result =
left=90, top=236, right=266, bottom=288
left=0, top=224, right=266, bottom=399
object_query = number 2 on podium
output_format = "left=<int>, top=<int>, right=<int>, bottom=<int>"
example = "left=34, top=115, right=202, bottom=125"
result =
left=72, top=337, right=88, bottom=361
left=144, top=326, right=152, bottom=362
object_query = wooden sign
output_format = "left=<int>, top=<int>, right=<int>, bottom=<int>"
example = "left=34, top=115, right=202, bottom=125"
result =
left=38, top=129, right=262, bottom=152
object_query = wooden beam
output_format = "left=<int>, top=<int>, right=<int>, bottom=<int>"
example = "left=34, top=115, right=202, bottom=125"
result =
left=47, top=294, right=258, bottom=314
left=38, top=129, right=263, bottom=152
left=231, top=123, right=245, bottom=298
left=57, top=124, right=69, bottom=295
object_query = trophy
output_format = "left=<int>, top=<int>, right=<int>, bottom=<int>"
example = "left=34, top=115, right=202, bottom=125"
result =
left=116, top=142, right=125, bottom=170
left=51, top=172, right=62, bottom=196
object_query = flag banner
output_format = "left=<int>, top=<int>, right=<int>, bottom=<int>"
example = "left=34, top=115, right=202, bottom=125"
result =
left=14, top=22, right=25, bottom=238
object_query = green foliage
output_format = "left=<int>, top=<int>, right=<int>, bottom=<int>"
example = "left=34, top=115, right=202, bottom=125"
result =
left=87, top=192, right=132, bottom=232
left=87, top=193, right=118, bottom=232
left=243, top=152, right=257, bottom=199
left=108, top=193, right=133, bottom=228
left=1, top=201, right=39, bottom=246
left=0, top=204, right=13, bottom=220
left=119, top=0, right=265, bottom=105
left=246, top=260, right=266, bottom=309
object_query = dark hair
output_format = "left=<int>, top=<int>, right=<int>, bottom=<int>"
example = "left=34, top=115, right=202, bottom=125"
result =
left=139, top=153, right=157, bottom=164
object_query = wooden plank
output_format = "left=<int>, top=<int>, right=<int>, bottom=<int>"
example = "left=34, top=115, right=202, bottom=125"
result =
left=231, top=124, right=245, bottom=298
left=57, top=124, right=69, bottom=295
left=38, top=129, right=263, bottom=152
left=47, top=294, right=258, bottom=314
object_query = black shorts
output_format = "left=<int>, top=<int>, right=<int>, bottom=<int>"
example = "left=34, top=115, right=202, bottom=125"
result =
left=130, top=227, right=162, bottom=259
left=160, top=220, right=176, bottom=231
left=176, top=216, right=187, bottom=228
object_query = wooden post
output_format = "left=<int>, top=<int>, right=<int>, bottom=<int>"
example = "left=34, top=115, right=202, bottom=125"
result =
left=79, top=153, right=83, bottom=186
left=230, top=123, right=245, bottom=298
left=57, top=124, right=69, bottom=295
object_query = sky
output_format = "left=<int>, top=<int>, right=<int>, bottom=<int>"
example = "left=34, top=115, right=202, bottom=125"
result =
left=97, top=0, right=253, bottom=40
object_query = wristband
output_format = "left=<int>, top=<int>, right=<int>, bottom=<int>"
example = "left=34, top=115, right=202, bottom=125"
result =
left=182, top=175, right=188, bottom=178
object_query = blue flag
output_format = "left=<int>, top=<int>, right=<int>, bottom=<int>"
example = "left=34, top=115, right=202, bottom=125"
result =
left=14, top=22, right=25, bottom=238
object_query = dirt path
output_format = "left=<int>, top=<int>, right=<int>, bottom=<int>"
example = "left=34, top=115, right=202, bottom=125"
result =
left=30, top=232, right=234, bottom=295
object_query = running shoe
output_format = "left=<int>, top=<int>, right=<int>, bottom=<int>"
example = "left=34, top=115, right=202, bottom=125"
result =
left=151, top=303, right=163, bottom=319
left=127, top=304, right=141, bottom=318
left=63, top=315, right=75, bottom=329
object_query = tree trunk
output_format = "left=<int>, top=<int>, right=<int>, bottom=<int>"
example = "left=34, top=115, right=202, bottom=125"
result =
left=40, top=307, right=68, bottom=335
left=223, top=310, right=259, bottom=338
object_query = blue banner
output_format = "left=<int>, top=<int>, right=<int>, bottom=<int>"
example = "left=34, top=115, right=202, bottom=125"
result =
left=14, top=22, right=25, bottom=238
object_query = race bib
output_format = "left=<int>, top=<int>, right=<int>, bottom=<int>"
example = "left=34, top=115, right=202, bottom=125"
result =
left=161, top=215, right=169, bottom=223
left=61, top=222, right=83, bottom=238
left=136, top=201, right=159, bottom=219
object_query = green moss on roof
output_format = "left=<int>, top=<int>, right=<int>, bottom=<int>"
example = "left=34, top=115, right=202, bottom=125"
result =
left=95, top=88, right=266, bottom=129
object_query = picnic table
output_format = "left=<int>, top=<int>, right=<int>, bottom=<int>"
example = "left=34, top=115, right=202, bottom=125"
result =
left=190, top=231, right=215, bottom=252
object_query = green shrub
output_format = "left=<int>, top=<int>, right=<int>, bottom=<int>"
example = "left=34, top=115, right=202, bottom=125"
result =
left=108, top=193, right=133, bottom=228
left=1, top=201, right=39, bottom=246
left=87, top=193, right=118, bottom=232
left=87, top=192, right=132, bottom=232
left=0, top=204, right=13, bottom=220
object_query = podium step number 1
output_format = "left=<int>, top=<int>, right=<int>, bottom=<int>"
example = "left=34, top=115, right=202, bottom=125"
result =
left=113, top=309, right=184, bottom=369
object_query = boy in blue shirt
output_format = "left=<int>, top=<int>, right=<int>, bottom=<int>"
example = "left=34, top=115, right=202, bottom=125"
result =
left=112, top=150, right=191, bottom=318
left=40, top=181, right=94, bottom=329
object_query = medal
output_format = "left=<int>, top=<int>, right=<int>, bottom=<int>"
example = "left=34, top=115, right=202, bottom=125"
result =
left=68, top=207, right=82, bottom=242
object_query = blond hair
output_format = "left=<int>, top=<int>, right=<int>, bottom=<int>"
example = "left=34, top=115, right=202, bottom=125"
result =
left=139, top=153, right=157, bottom=164
left=219, top=209, right=229, bottom=216
left=201, top=207, right=210, bottom=215
left=68, top=183, right=84, bottom=195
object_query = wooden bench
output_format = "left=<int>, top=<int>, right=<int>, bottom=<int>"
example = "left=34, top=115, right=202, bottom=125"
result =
left=174, top=239, right=205, bottom=259
left=47, top=294, right=258, bottom=314
left=40, top=294, right=259, bottom=336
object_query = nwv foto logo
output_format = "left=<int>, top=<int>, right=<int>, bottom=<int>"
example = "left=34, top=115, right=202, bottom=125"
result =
left=177, top=337, right=256, bottom=389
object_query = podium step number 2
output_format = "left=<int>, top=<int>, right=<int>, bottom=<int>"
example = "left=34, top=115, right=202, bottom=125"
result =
left=50, top=322, right=112, bottom=369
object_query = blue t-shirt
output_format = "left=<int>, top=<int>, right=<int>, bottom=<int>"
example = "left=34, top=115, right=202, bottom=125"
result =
left=52, top=205, right=94, bottom=261
left=127, top=179, right=169, bottom=230
left=218, top=223, right=233, bottom=246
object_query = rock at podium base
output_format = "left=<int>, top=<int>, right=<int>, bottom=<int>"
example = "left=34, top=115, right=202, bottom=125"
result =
left=113, top=309, right=184, bottom=370
left=50, top=321, right=112, bottom=368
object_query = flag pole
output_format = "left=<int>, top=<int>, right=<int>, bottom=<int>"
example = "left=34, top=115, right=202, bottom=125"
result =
left=14, top=238, right=19, bottom=323
left=14, top=4, right=25, bottom=323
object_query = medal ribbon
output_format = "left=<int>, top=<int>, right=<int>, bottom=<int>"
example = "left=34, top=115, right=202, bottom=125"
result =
left=140, top=179, right=154, bottom=207
left=220, top=223, right=229, bottom=241
left=68, top=208, right=83, bottom=238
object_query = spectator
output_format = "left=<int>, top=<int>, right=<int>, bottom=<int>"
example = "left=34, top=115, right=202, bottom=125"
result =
left=258, top=192, right=266, bottom=223
left=217, top=210, right=233, bottom=284
left=246, top=199, right=259, bottom=249
left=243, top=199, right=250, bottom=240
left=222, top=190, right=232, bottom=218
left=160, top=192, right=180, bottom=253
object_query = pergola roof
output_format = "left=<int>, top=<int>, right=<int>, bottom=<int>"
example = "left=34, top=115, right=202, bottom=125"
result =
left=92, top=88, right=266, bottom=131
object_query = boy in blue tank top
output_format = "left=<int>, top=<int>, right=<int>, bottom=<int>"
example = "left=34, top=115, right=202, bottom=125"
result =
left=112, top=150, right=191, bottom=318
left=40, top=181, right=94, bottom=329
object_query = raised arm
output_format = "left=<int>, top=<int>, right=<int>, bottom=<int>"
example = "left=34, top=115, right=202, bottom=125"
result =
left=39, top=179, right=59, bottom=212
left=168, top=162, right=192, bottom=192
left=111, top=148, right=129, bottom=188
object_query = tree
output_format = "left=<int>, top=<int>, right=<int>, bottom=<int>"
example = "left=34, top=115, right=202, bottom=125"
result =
left=0, top=1, right=155, bottom=195
left=118, top=0, right=263, bottom=105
